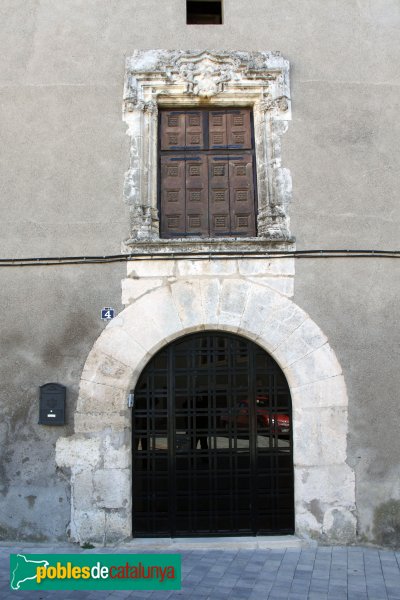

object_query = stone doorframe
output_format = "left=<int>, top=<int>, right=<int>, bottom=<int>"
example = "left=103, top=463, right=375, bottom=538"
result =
left=56, top=276, right=356, bottom=545
left=122, top=49, right=293, bottom=245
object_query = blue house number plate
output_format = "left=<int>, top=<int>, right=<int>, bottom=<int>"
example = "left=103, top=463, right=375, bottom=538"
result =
left=101, top=307, right=115, bottom=321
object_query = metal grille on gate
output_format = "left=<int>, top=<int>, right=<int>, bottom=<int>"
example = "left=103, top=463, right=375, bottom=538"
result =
left=132, top=332, right=294, bottom=537
left=159, top=109, right=257, bottom=238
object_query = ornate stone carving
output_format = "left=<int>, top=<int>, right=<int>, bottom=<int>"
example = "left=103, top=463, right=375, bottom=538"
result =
left=124, top=98, right=158, bottom=113
left=168, top=51, right=241, bottom=98
left=123, top=49, right=293, bottom=245
left=256, top=94, right=290, bottom=113
left=124, top=50, right=290, bottom=109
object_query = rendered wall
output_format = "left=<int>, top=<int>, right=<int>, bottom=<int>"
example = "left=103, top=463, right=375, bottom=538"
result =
left=0, top=1, right=399, bottom=546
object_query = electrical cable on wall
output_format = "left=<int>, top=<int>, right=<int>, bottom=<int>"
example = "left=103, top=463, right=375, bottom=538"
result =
left=0, top=249, right=399, bottom=267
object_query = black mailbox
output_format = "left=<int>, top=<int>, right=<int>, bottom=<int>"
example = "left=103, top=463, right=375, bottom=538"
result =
left=39, top=383, right=66, bottom=425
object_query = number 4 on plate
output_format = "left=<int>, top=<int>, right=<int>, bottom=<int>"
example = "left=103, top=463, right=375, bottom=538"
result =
left=101, top=307, right=115, bottom=321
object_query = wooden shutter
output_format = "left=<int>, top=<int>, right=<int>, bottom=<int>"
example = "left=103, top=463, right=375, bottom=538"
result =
left=229, top=153, right=256, bottom=236
left=160, top=109, right=256, bottom=237
left=227, top=110, right=251, bottom=149
left=185, top=111, right=205, bottom=150
left=186, top=156, right=208, bottom=235
left=209, top=111, right=228, bottom=149
left=160, top=111, right=185, bottom=150
left=160, top=155, right=186, bottom=237
left=209, top=155, right=231, bottom=235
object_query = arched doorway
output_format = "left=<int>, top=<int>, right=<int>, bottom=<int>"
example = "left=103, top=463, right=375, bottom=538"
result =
left=132, top=331, right=294, bottom=537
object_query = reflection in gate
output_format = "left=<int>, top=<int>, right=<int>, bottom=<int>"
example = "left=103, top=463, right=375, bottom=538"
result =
left=132, top=332, right=294, bottom=536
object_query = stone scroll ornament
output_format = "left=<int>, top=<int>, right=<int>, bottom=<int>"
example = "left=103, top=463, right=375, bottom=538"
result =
left=123, top=50, right=292, bottom=242
left=168, top=53, right=241, bottom=98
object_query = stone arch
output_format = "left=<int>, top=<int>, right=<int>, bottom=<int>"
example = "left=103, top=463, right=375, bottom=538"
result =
left=56, top=278, right=356, bottom=545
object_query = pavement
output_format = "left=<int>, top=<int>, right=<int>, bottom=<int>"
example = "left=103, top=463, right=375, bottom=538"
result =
left=1, top=538, right=400, bottom=600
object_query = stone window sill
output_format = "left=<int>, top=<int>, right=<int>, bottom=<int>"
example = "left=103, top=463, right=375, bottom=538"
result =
left=122, top=237, right=296, bottom=256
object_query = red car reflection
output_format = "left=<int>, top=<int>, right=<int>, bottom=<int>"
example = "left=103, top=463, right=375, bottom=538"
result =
left=220, top=396, right=290, bottom=436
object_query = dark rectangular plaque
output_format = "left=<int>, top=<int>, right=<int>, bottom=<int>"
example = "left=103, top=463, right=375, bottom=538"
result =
left=39, top=383, right=66, bottom=425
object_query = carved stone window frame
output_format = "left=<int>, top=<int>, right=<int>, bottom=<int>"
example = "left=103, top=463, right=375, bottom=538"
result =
left=122, top=50, right=294, bottom=253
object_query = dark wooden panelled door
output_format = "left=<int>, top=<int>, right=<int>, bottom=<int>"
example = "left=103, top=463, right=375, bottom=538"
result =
left=160, top=109, right=257, bottom=238
left=132, top=332, right=294, bottom=537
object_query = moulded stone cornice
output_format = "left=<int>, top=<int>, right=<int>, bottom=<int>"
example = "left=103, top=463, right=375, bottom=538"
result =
left=124, top=49, right=290, bottom=111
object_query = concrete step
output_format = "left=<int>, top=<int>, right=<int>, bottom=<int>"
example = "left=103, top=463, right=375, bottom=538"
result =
left=123, top=535, right=313, bottom=550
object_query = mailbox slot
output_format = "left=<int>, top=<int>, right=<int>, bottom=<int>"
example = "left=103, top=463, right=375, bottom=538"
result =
left=39, top=383, right=66, bottom=425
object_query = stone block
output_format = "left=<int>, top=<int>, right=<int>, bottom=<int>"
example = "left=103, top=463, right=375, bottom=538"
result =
left=322, top=507, right=357, bottom=544
left=71, top=469, right=94, bottom=511
left=294, top=465, right=355, bottom=508
left=121, top=277, right=163, bottom=305
left=295, top=506, right=322, bottom=537
left=274, top=318, right=328, bottom=367
left=81, top=347, right=133, bottom=390
left=70, top=509, right=106, bottom=545
left=103, top=433, right=131, bottom=469
left=292, top=406, right=348, bottom=466
left=240, top=284, right=282, bottom=340
left=290, top=375, right=348, bottom=409
left=105, top=510, right=131, bottom=544
left=93, top=324, right=150, bottom=373
left=284, top=343, right=342, bottom=388
left=200, top=278, right=221, bottom=325
left=257, top=299, right=308, bottom=352
left=126, top=260, right=175, bottom=278
left=77, top=381, right=126, bottom=413
left=247, top=276, right=294, bottom=297
left=93, top=469, right=130, bottom=509
left=124, top=287, right=182, bottom=351
left=218, top=279, right=250, bottom=327
left=74, top=411, right=130, bottom=434
left=238, top=257, right=295, bottom=276
left=170, top=279, right=205, bottom=329
left=149, top=286, right=185, bottom=336
left=122, top=304, right=169, bottom=354
left=56, top=436, right=101, bottom=468
left=176, top=258, right=238, bottom=277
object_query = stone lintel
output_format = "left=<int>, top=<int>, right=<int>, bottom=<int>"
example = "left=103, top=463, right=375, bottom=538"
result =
left=122, top=238, right=296, bottom=255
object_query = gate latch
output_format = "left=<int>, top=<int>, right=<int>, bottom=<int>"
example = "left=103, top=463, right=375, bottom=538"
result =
left=127, top=393, right=135, bottom=408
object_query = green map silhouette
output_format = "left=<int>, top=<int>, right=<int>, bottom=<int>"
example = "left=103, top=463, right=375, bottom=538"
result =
left=11, top=554, right=49, bottom=590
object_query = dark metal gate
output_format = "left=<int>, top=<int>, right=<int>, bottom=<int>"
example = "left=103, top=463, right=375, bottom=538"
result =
left=132, top=332, right=294, bottom=537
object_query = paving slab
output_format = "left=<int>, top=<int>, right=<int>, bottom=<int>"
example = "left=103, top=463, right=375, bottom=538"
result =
left=1, top=541, right=400, bottom=598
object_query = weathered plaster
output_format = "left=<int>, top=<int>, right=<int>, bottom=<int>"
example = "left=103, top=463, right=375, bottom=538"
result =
left=56, top=265, right=356, bottom=545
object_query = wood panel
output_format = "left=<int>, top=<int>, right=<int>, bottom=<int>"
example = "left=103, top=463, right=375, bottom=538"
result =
left=208, top=155, right=231, bottom=236
left=229, top=153, right=256, bottom=236
left=209, top=111, right=227, bottom=149
left=227, top=110, right=251, bottom=149
left=185, top=111, right=205, bottom=150
left=160, top=155, right=186, bottom=237
left=186, top=156, right=208, bottom=235
left=160, top=111, right=186, bottom=150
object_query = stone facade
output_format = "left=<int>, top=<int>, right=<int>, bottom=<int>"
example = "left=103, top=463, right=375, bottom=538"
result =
left=1, top=1, right=399, bottom=549
left=56, top=50, right=358, bottom=544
